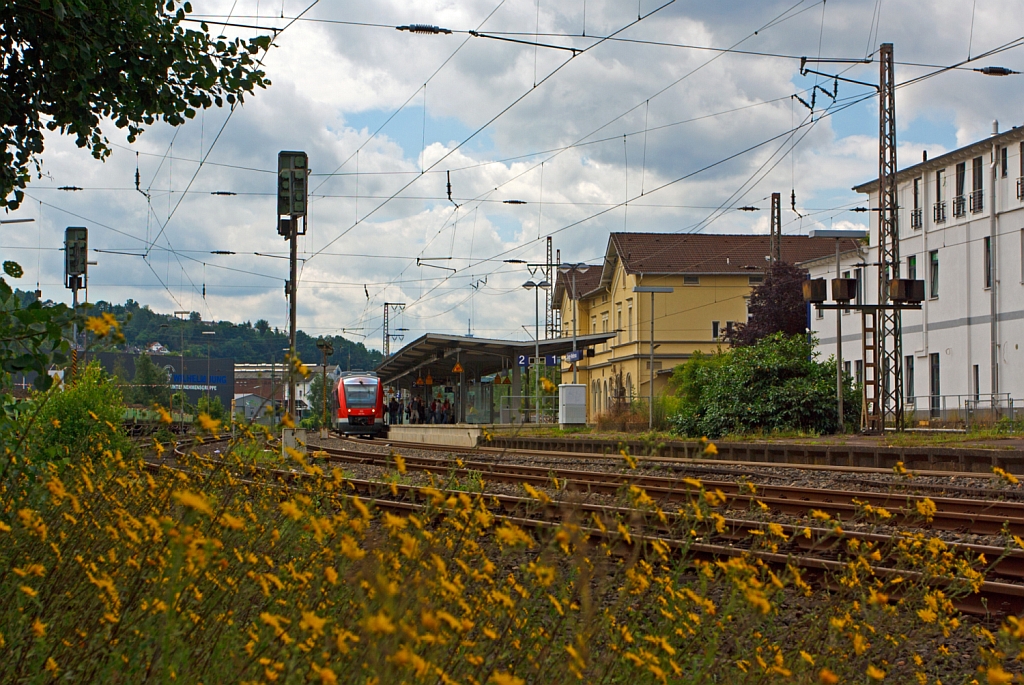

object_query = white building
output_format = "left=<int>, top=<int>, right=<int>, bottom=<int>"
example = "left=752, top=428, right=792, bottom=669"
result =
left=802, top=122, right=1024, bottom=421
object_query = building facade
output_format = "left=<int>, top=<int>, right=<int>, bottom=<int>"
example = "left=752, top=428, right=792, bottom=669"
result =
left=556, top=232, right=842, bottom=421
left=803, top=123, right=1024, bottom=420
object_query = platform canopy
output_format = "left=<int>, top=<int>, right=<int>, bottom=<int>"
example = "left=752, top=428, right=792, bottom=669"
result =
left=376, top=332, right=615, bottom=386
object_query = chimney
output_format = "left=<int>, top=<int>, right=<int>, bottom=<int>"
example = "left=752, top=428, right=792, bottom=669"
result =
left=922, top=150, right=928, bottom=162
left=992, top=120, right=1000, bottom=136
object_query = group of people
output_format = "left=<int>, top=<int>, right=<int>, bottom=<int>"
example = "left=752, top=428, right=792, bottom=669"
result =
left=387, top=396, right=455, bottom=425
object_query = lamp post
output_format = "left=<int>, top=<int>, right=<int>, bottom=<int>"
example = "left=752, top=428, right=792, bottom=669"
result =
left=558, top=263, right=590, bottom=383
left=522, top=279, right=551, bottom=422
left=633, top=286, right=674, bottom=430
left=808, top=228, right=869, bottom=433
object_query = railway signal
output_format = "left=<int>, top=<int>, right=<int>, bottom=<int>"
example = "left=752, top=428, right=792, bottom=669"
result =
left=277, top=151, right=309, bottom=424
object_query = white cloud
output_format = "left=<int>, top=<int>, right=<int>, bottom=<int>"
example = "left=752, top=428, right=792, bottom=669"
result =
left=8, top=0, right=1023, bottom=347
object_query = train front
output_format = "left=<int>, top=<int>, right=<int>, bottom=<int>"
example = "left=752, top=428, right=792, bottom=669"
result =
left=335, top=374, right=386, bottom=437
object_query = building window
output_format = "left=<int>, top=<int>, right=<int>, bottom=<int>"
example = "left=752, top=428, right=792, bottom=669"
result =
left=973, top=364, right=980, bottom=402
left=748, top=275, right=764, bottom=285
left=953, top=162, right=966, bottom=217
left=984, top=236, right=993, bottom=289
left=683, top=275, right=699, bottom=285
left=934, top=169, right=946, bottom=222
left=844, top=360, right=851, bottom=379
left=627, top=300, right=633, bottom=340
left=601, top=313, right=609, bottom=350
left=1002, top=146, right=1009, bottom=178
left=625, top=373, right=632, bottom=401
left=971, top=155, right=984, bottom=213
left=616, top=306, right=622, bottom=340
left=591, top=316, right=597, bottom=335
left=929, top=353, right=940, bottom=416
left=929, top=250, right=939, bottom=298
left=816, top=304, right=824, bottom=320
left=905, top=355, right=915, bottom=403
left=911, top=177, right=923, bottom=229
left=711, top=321, right=720, bottom=340
left=907, top=254, right=917, bottom=281
left=725, top=321, right=735, bottom=339
left=854, top=360, right=863, bottom=387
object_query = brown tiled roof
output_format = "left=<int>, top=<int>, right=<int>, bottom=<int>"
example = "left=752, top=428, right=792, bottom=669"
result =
left=552, top=266, right=603, bottom=309
left=608, top=232, right=859, bottom=275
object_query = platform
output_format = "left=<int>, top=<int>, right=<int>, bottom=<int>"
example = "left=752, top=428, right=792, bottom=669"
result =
left=387, top=424, right=482, bottom=448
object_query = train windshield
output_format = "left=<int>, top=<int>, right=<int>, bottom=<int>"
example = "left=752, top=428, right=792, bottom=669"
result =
left=343, top=378, right=378, bottom=408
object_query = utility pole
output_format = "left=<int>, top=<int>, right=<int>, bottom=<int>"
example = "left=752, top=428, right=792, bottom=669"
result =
left=382, top=302, right=406, bottom=357
left=769, top=192, right=782, bottom=265
left=277, top=151, right=308, bottom=421
left=545, top=237, right=554, bottom=339
left=875, top=43, right=903, bottom=431
left=64, top=227, right=88, bottom=381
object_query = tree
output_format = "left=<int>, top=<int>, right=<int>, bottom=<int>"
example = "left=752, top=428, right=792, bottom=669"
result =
left=254, top=319, right=271, bottom=335
left=304, top=373, right=337, bottom=429
left=669, top=333, right=860, bottom=438
left=129, top=354, right=170, bottom=407
left=1, top=1, right=272, bottom=209
left=726, top=262, right=808, bottom=347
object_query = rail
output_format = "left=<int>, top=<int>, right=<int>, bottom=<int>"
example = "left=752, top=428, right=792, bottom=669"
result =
left=933, top=200, right=947, bottom=223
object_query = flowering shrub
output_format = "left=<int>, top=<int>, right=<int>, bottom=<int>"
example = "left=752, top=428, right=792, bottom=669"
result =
left=0, top=416, right=1017, bottom=683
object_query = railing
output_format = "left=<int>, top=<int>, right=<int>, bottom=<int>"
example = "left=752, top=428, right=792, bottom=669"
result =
left=970, top=189, right=984, bottom=213
left=952, top=194, right=966, bottom=217
left=932, top=201, right=946, bottom=223
left=910, top=208, right=923, bottom=229
left=1017, top=176, right=1024, bottom=200
left=497, top=395, right=559, bottom=424
left=905, top=393, right=1015, bottom=429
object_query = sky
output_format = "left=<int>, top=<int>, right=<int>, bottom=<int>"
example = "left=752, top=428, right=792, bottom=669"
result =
left=4, top=0, right=1024, bottom=353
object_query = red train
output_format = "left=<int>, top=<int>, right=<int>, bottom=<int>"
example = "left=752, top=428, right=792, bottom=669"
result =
left=335, top=372, right=387, bottom=438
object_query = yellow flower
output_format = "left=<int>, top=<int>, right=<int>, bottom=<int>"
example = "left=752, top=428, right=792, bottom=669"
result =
left=987, top=666, right=1015, bottom=685
left=219, top=513, right=245, bottom=530
left=156, top=406, right=173, bottom=424
left=800, top=651, right=815, bottom=665
left=917, top=608, right=937, bottom=623
left=279, top=501, right=303, bottom=521
left=318, top=667, right=338, bottom=685
left=21, top=585, right=38, bottom=598
left=365, top=612, right=395, bottom=634
left=818, top=669, right=839, bottom=684
left=915, top=498, right=937, bottom=522
left=703, top=442, right=718, bottom=456
left=324, top=566, right=338, bottom=585
left=44, top=658, right=58, bottom=674
left=490, top=673, right=525, bottom=685
left=866, top=664, right=886, bottom=680
left=197, top=413, right=222, bottom=433
left=300, top=611, right=327, bottom=636
left=84, top=313, right=119, bottom=338
left=495, top=523, right=535, bottom=548
left=31, top=618, right=46, bottom=637
left=393, top=454, right=407, bottom=474
left=281, top=413, right=296, bottom=429
left=172, top=490, right=213, bottom=516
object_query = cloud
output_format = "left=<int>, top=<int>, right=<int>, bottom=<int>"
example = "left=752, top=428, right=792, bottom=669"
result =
left=7, top=0, right=1023, bottom=347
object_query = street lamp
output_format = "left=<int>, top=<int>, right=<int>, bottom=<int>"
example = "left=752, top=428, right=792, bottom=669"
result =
left=558, top=263, right=591, bottom=383
left=522, top=279, right=551, bottom=423
left=809, top=228, right=870, bottom=433
left=633, top=286, right=674, bottom=430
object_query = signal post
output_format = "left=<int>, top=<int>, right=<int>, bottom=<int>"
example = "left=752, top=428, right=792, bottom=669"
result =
left=277, top=151, right=309, bottom=424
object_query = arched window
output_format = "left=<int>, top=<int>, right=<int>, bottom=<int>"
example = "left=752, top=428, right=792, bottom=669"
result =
left=603, top=380, right=608, bottom=412
left=626, top=373, right=632, bottom=402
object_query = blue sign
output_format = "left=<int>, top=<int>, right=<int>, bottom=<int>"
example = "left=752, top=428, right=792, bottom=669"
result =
left=545, top=355, right=559, bottom=367
left=565, top=349, right=584, bottom=363
left=517, top=354, right=529, bottom=367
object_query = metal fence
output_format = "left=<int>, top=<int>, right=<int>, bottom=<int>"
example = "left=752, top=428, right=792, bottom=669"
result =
left=497, top=395, right=559, bottom=424
left=905, top=393, right=1020, bottom=428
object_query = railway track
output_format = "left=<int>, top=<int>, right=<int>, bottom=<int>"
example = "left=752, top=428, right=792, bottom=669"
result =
left=311, top=443, right=1024, bottom=537
left=151, top=451, right=1024, bottom=617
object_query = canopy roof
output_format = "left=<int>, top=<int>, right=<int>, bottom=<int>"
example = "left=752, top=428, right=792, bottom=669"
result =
left=376, top=332, right=615, bottom=385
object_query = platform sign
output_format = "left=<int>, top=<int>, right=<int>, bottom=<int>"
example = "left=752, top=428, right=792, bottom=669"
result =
left=545, top=355, right=559, bottom=367
left=517, top=354, right=529, bottom=367
left=565, top=349, right=584, bottom=363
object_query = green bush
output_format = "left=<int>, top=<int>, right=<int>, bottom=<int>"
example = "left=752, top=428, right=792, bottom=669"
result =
left=32, top=362, right=131, bottom=460
left=669, top=333, right=860, bottom=438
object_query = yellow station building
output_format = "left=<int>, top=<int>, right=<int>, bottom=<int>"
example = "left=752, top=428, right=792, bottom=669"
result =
left=554, top=232, right=844, bottom=421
